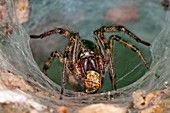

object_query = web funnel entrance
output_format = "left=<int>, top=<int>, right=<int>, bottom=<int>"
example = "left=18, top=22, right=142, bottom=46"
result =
left=0, top=0, right=170, bottom=112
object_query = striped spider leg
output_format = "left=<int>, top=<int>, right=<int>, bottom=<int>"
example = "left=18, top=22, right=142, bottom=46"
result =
left=94, top=25, right=150, bottom=90
left=30, top=28, right=82, bottom=97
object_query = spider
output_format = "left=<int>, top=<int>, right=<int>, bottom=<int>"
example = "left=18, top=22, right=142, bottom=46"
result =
left=30, top=25, right=150, bottom=95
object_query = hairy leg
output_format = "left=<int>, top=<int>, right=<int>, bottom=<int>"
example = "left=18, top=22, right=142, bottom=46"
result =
left=109, top=35, right=150, bottom=70
left=30, top=28, right=71, bottom=39
left=43, top=50, right=63, bottom=75
left=96, top=25, right=151, bottom=46
left=94, top=30, right=116, bottom=90
left=30, top=28, right=81, bottom=97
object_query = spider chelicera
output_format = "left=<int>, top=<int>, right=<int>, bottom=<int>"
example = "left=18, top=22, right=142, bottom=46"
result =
left=30, top=25, right=150, bottom=95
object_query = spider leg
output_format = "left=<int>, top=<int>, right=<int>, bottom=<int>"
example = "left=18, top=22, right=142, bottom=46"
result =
left=43, top=50, right=63, bottom=75
left=30, top=28, right=82, bottom=97
left=61, top=33, right=82, bottom=96
left=94, top=30, right=116, bottom=90
left=30, top=28, right=81, bottom=62
left=97, top=25, right=151, bottom=46
left=94, top=25, right=151, bottom=90
left=109, top=35, right=150, bottom=70
left=71, top=33, right=82, bottom=62
left=30, top=28, right=71, bottom=39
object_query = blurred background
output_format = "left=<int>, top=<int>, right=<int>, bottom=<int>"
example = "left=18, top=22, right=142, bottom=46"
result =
left=22, top=0, right=168, bottom=92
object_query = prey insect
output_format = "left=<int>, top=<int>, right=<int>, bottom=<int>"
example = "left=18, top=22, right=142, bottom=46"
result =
left=30, top=25, right=150, bottom=95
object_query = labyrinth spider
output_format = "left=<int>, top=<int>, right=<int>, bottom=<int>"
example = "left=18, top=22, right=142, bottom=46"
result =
left=30, top=25, right=150, bottom=95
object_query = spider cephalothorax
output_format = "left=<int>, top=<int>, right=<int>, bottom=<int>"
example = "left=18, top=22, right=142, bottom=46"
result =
left=30, top=25, right=150, bottom=96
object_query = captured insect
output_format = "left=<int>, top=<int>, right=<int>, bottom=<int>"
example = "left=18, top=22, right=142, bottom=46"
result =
left=30, top=25, right=150, bottom=95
